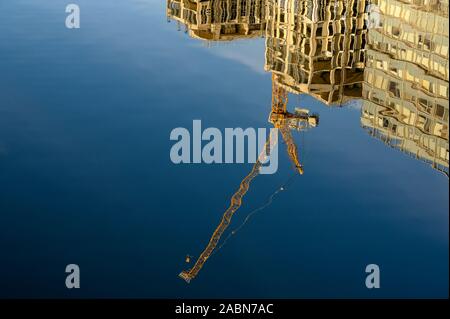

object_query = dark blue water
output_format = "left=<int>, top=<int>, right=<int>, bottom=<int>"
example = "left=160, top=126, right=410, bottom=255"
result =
left=0, top=0, right=448, bottom=298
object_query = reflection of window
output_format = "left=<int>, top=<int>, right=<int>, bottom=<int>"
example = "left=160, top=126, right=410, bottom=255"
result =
left=316, top=26, right=323, bottom=37
left=306, top=24, right=311, bottom=35
left=372, top=95, right=381, bottom=104
left=417, top=115, right=426, bottom=129
left=230, top=2, right=237, bottom=20
left=435, top=104, right=446, bottom=119
left=392, top=124, right=397, bottom=133
left=350, top=35, right=355, bottom=50
left=424, top=36, right=433, bottom=51
left=392, top=26, right=400, bottom=37
left=240, top=0, right=246, bottom=16
left=390, top=66, right=398, bottom=76
left=424, top=118, right=431, bottom=133
left=388, top=81, right=400, bottom=97
left=418, top=98, right=428, bottom=108
left=376, top=59, right=384, bottom=69
left=169, top=2, right=180, bottom=10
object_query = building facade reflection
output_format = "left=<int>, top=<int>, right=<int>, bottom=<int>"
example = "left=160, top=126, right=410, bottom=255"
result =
left=265, top=0, right=368, bottom=105
left=361, top=0, right=449, bottom=176
left=167, top=0, right=449, bottom=175
left=166, top=0, right=267, bottom=40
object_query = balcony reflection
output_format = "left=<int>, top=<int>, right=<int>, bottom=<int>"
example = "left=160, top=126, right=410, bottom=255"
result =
left=361, top=0, right=449, bottom=176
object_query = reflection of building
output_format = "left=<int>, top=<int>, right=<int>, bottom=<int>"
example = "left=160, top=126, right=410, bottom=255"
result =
left=166, top=0, right=266, bottom=41
left=167, top=0, right=449, bottom=175
left=264, top=0, right=368, bottom=105
left=361, top=0, right=449, bottom=176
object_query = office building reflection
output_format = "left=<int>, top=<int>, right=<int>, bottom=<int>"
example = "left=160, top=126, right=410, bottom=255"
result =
left=166, top=0, right=267, bottom=40
left=167, top=0, right=449, bottom=175
left=361, top=0, right=449, bottom=176
left=265, top=0, right=368, bottom=105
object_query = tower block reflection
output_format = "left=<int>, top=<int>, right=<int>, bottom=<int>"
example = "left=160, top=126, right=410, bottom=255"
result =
left=361, top=0, right=449, bottom=176
left=166, top=0, right=267, bottom=41
left=265, top=0, right=368, bottom=105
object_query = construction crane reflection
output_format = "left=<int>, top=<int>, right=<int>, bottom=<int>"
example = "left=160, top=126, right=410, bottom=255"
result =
left=179, top=74, right=319, bottom=283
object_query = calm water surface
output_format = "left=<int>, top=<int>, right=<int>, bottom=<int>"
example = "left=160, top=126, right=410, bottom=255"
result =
left=0, top=0, right=448, bottom=298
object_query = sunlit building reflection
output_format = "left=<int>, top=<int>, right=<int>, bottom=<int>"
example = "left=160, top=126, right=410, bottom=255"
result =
left=264, top=0, right=368, bottom=105
left=166, top=0, right=267, bottom=41
left=361, top=0, right=449, bottom=176
left=166, top=0, right=449, bottom=175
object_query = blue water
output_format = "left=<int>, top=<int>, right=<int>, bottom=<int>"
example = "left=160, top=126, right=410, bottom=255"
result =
left=0, top=0, right=448, bottom=298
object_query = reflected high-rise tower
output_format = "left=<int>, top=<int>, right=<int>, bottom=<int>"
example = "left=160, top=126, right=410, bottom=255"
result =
left=166, top=0, right=267, bottom=41
left=167, top=0, right=369, bottom=105
left=264, top=0, right=368, bottom=105
left=361, top=0, right=449, bottom=175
